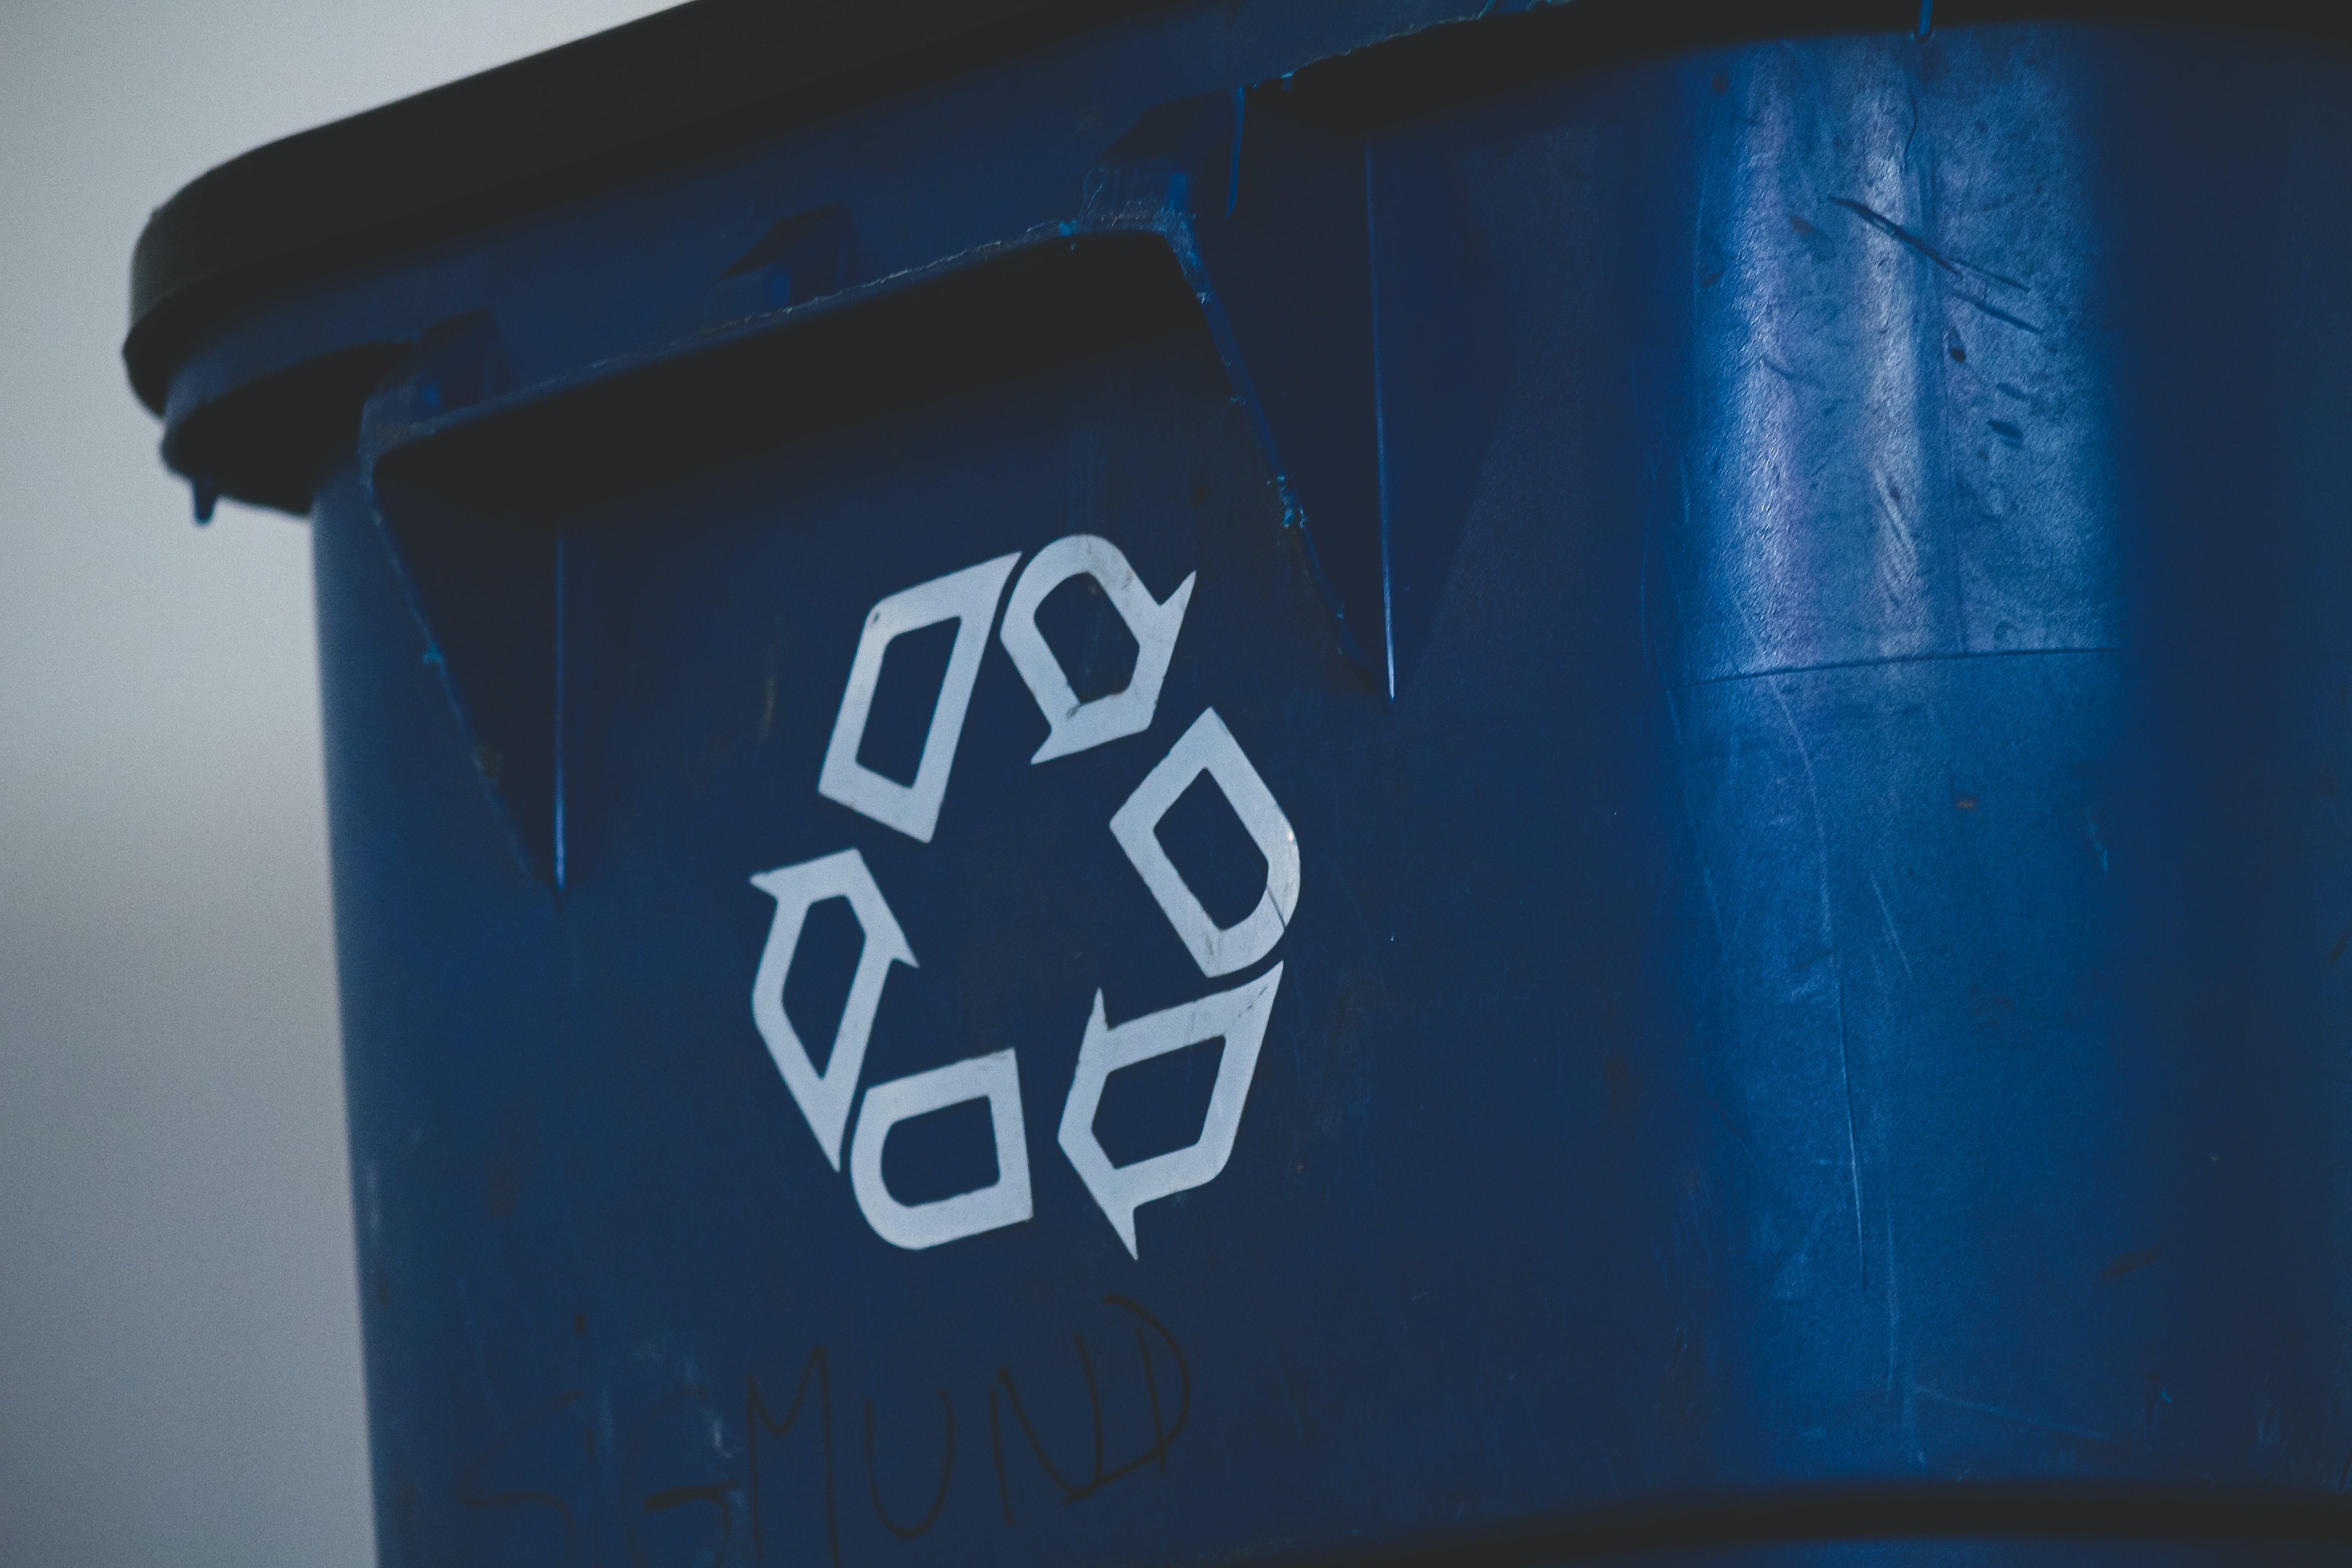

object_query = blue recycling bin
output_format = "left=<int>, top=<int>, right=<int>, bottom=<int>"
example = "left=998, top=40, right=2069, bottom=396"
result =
left=127, top=1, right=2352, bottom=1563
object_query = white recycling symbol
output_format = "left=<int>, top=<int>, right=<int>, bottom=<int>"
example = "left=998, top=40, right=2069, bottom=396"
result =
left=747, top=848, right=914, bottom=1169
left=1058, top=964, right=1284, bottom=1257
left=749, top=534, right=1297, bottom=1257
left=998, top=533, right=1195, bottom=763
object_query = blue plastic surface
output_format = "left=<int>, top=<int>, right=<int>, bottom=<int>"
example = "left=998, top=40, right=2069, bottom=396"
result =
left=158, top=6, right=2352, bottom=1564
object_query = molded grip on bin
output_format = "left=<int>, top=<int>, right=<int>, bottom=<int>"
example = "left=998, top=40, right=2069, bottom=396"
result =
left=356, top=316, right=570, bottom=886
left=162, top=342, right=416, bottom=519
left=358, top=236, right=1209, bottom=887
left=1083, top=86, right=1509, bottom=701
left=353, top=82, right=1493, bottom=884
left=1085, top=90, right=1388, bottom=686
left=703, top=204, right=859, bottom=332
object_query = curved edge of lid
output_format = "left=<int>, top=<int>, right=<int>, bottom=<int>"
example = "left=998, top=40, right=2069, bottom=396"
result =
left=123, top=0, right=1172, bottom=413
left=127, top=0, right=2347, bottom=417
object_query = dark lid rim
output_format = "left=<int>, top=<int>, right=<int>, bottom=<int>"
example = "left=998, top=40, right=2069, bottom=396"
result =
left=123, top=0, right=2345, bottom=416
left=123, top=0, right=1180, bottom=413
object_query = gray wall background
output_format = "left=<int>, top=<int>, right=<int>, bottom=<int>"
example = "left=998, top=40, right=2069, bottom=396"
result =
left=0, top=3, right=663, bottom=1562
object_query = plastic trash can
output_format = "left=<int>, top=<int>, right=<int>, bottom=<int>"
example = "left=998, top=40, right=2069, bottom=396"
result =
left=125, top=1, right=2352, bottom=1563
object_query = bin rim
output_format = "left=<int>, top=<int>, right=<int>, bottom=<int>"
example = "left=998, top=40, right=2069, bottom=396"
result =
left=122, top=0, right=1177, bottom=415
left=122, top=0, right=2340, bottom=419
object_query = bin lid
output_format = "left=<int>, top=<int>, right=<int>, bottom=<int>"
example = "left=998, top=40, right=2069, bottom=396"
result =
left=125, top=0, right=2288, bottom=417
left=123, top=0, right=1172, bottom=414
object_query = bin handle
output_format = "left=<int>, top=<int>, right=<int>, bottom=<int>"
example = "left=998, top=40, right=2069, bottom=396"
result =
left=359, top=87, right=1450, bottom=885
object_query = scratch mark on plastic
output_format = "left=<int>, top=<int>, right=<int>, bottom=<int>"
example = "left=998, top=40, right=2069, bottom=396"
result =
left=1700, top=1089, right=1759, bottom=1161
left=1870, top=875, right=1916, bottom=981
left=1962, top=295, right=2045, bottom=334
left=1765, top=676, right=1869, bottom=1288
left=2100, top=1245, right=2164, bottom=1281
left=1829, top=196, right=2028, bottom=293
left=1914, top=1383, right=2119, bottom=1447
